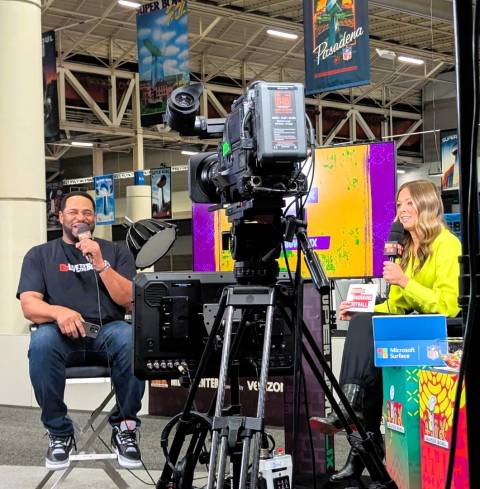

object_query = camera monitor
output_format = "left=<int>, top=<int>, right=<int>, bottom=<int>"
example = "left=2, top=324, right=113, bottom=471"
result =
left=133, top=272, right=296, bottom=380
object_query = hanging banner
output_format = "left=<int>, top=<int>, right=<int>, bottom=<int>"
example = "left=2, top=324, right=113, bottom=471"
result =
left=94, top=174, right=115, bottom=225
left=151, top=167, right=172, bottom=218
left=136, top=0, right=190, bottom=127
left=46, top=182, right=65, bottom=228
left=303, top=0, right=370, bottom=94
left=440, top=130, right=458, bottom=190
left=42, top=30, right=60, bottom=142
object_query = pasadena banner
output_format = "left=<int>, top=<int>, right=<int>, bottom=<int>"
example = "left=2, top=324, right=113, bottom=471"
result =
left=303, top=0, right=370, bottom=94
left=42, top=30, right=60, bottom=142
left=136, top=0, right=190, bottom=127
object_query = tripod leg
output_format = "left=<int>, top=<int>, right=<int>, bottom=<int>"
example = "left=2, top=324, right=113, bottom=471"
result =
left=238, top=437, right=251, bottom=489
left=249, top=291, right=276, bottom=489
left=158, top=291, right=228, bottom=489
left=215, top=435, right=229, bottom=488
left=207, top=303, right=236, bottom=489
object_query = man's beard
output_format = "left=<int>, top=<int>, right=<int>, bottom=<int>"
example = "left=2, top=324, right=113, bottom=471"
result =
left=64, top=222, right=95, bottom=243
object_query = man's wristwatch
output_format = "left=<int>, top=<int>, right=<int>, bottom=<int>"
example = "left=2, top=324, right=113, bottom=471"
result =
left=96, top=260, right=111, bottom=274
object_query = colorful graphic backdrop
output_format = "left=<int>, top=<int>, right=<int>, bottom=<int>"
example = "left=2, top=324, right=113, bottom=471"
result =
left=193, top=141, right=396, bottom=279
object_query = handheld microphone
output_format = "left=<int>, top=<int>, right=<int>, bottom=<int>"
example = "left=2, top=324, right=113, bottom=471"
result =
left=384, top=221, right=405, bottom=262
left=76, top=222, right=94, bottom=264
left=384, top=221, right=405, bottom=298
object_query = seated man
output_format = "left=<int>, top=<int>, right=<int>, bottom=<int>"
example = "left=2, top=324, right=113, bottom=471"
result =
left=17, top=191, right=145, bottom=471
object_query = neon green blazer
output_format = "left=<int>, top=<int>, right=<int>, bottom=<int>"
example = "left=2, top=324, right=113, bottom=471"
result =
left=374, top=226, right=461, bottom=317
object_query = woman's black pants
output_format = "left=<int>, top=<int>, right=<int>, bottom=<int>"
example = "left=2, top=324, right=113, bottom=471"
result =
left=339, top=312, right=385, bottom=435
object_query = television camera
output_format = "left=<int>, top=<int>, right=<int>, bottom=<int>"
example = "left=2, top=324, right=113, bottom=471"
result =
left=166, top=80, right=309, bottom=206
left=166, top=80, right=316, bottom=286
left=133, top=81, right=396, bottom=489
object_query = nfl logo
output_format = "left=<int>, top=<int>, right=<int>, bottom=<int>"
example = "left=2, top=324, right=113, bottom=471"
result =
left=343, top=46, right=352, bottom=61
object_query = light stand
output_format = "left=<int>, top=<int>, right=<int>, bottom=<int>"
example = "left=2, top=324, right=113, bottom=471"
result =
left=449, top=2, right=480, bottom=488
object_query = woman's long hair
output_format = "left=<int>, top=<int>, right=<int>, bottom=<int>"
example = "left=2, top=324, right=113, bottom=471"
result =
left=397, top=180, right=445, bottom=274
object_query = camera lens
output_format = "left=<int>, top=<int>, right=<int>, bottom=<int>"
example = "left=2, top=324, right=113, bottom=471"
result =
left=173, top=92, right=195, bottom=109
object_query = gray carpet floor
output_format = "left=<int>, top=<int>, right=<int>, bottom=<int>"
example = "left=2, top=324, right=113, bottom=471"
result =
left=0, top=405, right=351, bottom=488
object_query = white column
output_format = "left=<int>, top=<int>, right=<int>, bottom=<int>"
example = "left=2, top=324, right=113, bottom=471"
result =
left=126, top=185, right=151, bottom=222
left=0, top=0, right=45, bottom=406
left=0, top=0, right=45, bottom=334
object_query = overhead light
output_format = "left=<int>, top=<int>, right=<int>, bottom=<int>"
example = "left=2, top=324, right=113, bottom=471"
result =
left=266, top=29, right=299, bottom=40
left=118, top=0, right=141, bottom=8
left=71, top=141, right=94, bottom=147
left=181, top=150, right=198, bottom=156
left=375, top=48, right=396, bottom=60
left=398, top=55, right=424, bottom=65
left=397, top=169, right=406, bottom=174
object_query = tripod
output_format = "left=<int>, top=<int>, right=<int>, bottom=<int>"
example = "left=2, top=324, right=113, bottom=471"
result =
left=157, top=208, right=398, bottom=489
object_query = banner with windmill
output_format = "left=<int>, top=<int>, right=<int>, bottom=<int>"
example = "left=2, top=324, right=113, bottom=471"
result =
left=136, top=1, right=190, bottom=127
left=303, top=0, right=370, bottom=94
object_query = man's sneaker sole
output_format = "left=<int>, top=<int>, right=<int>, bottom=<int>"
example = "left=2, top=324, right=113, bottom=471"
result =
left=45, top=456, right=71, bottom=471
left=113, top=447, right=142, bottom=469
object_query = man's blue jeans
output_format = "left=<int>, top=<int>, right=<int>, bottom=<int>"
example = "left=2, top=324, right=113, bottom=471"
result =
left=29, top=321, right=145, bottom=437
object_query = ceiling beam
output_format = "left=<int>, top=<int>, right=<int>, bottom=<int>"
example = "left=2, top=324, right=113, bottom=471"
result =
left=369, top=0, right=453, bottom=22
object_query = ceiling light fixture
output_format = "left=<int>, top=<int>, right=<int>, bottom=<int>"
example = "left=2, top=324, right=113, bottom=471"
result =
left=396, top=169, right=406, bottom=174
left=375, top=48, right=396, bottom=60
left=118, top=0, right=141, bottom=8
left=181, top=150, right=198, bottom=156
left=266, top=29, right=299, bottom=40
left=398, top=55, right=424, bottom=65
left=71, top=141, right=94, bottom=147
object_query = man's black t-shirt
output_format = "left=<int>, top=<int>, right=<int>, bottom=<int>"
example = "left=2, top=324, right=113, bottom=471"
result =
left=17, top=238, right=136, bottom=324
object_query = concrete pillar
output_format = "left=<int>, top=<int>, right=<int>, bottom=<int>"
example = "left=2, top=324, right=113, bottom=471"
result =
left=126, top=185, right=151, bottom=222
left=133, top=130, right=145, bottom=171
left=0, top=0, right=45, bottom=407
left=0, top=0, right=45, bottom=336
left=92, top=147, right=104, bottom=176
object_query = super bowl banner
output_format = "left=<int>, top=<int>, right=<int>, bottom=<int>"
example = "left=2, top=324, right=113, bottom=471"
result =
left=303, top=0, right=370, bottom=94
left=46, top=182, right=64, bottom=228
left=440, top=130, right=458, bottom=190
left=136, top=0, right=190, bottom=127
left=151, top=167, right=172, bottom=219
left=94, top=174, right=115, bottom=225
left=42, top=30, right=60, bottom=142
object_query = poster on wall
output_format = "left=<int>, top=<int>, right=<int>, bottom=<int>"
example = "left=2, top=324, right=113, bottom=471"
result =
left=46, top=182, right=64, bottom=228
left=136, top=0, right=190, bottom=127
left=192, top=141, right=396, bottom=279
left=151, top=167, right=172, bottom=219
left=440, top=130, right=458, bottom=190
left=42, top=30, right=60, bottom=142
left=303, top=0, right=370, bottom=94
left=94, top=174, right=115, bottom=225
